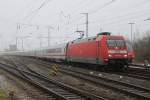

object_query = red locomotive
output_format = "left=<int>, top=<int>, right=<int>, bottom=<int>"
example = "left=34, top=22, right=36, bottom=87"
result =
left=4, top=32, right=135, bottom=70
left=66, top=32, right=133, bottom=69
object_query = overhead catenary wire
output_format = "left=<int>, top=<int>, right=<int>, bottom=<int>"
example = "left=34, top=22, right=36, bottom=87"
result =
left=23, top=0, right=53, bottom=22
left=58, top=0, right=96, bottom=26
left=89, top=0, right=150, bottom=18
left=19, top=0, right=115, bottom=31
left=65, top=0, right=93, bottom=14
left=62, top=11, right=150, bottom=37
left=60, top=0, right=116, bottom=29
left=23, top=0, right=46, bottom=20
left=13, top=0, right=41, bottom=20
left=66, top=0, right=148, bottom=25
left=7, top=0, right=150, bottom=44
left=62, top=7, right=150, bottom=31
left=28, top=0, right=53, bottom=22
left=61, top=0, right=150, bottom=30
left=91, top=8, right=150, bottom=23
left=89, top=8, right=150, bottom=26
left=89, top=0, right=115, bottom=14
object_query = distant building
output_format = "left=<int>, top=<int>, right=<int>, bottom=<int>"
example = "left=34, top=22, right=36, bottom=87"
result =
left=9, top=44, right=17, bottom=51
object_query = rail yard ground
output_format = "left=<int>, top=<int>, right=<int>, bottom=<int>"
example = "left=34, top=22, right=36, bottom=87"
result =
left=0, top=56, right=150, bottom=100
left=1, top=0, right=150, bottom=100
left=0, top=62, right=56, bottom=100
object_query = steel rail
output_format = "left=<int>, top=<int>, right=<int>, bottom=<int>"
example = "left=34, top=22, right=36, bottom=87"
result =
left=11, top=56, right=150, bottom=99
left=0, top=63, right=86, bottom=100
left=59, top=67, right=150, bottom=100
left=16, top=57, right=109, bottom=100
left=22, top=56, right=150, bottom=81
left=0, top=59, right=107, bottom=100
left=0, top=63, right=60, bottom=100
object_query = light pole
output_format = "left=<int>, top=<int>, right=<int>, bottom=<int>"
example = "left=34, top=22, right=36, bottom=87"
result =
left=81, top=13, right=88, bottom=38
left=16, top=23, right=20, bottom=50
left=46, top=26, right=53, bottom=47
left=128, top=23, right=135, bottom=43
left=16, top=37, right=18, bottom=50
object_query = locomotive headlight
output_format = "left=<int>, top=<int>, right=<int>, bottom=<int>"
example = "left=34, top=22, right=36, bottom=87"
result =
left=108, top=54, right=112, bottom=58
left=124, top=54, right=127, bottom=58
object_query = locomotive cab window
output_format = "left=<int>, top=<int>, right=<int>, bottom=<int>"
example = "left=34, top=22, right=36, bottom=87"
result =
left=107, top=40, right=116, bottom=47
left=116, top=40, right=125, bottom=47
left=107, top=39, right=125, bottom=47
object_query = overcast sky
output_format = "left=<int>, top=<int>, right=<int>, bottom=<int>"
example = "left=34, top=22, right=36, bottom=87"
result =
left=0, top=0, right=150, bottom=51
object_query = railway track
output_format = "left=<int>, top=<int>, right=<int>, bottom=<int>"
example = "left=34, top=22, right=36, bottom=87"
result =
left=127, top=68, right=150, bottom=76
left=0, top=64, right=87, bottom=100
left=21, top=56, right=150, bottom=81
left=130, top=63, right=150, bottom=69
left=20, top=56, right=150, bottom=100
left=0, top=63, right=58, bottom=100
left=111, top=66, right=150, bottom=81
left=113, top=70, right=150, bottom=81
left=0, top=57, right=108, bottom=100
left=59, top=67, right=150, bottom=100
